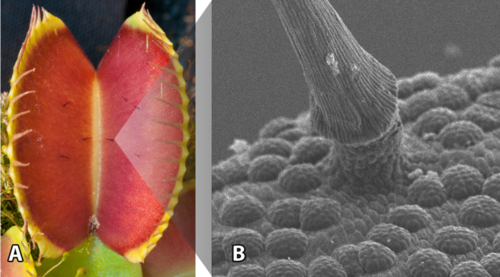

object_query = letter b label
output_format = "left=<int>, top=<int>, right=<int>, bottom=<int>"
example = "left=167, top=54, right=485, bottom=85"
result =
left=232, top=244, right=246, bottom=262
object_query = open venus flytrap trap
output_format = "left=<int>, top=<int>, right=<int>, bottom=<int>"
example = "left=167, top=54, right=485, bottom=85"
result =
left=1, top=4, right=195, bottom=277
left=212, top=0, right=500, bottom=276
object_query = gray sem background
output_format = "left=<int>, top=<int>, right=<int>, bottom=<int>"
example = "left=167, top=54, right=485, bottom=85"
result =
left=212, top=0, right=500, bottom=164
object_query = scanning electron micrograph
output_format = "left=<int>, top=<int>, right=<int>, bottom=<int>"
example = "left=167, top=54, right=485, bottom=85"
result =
left=212, top=0, right=500, bottom=276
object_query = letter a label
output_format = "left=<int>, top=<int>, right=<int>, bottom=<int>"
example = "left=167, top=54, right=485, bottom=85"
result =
left=232, top=244, right=246, bottom=262
left=7, top=244, right=24, bottom=262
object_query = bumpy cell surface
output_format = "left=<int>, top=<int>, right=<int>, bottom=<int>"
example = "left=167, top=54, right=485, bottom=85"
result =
left=459, top=195, right=500, bottom=228
left=278, top=164, right=322, bottom=193
left=276, top=128, right=308, bottom=142
left=266, top=260, right=307, bottom=277
left=289, top=136, right=332, bottom=165
left=387, top=205, right=431, bottom=232
left=228, top=265, right=265, bottom=277
left=411, top=71, right=442, bottom=92
left=258, top=116, right=297, bottom=138
left=353, top=218, right=368, bottom=236
left=481, top=253, right=500, bottom=277
left=397, top=78, right=414, bottom=99
left=212, top=172, right=225, bottom=192
left=247, top=138, right=293, bottom=160
left=411, top=107, right=457, bottom=136
left=265, top=228, right=308, bottom=259
left=482, top=137, right=500, bottom=151
left=439, top=149, right=479, bottom=171
left=222, top=228, right=265, bottom=260
left=406, top=151, right=439, bottom=169
left=449, top=68, right=499, bottom=100
left=247, top=155, right=288, bottom=182
left=463, top=104, right=500, bottom=132
left=268, top=198, right=302, bottom=228
left=300, top=198, right=341, bottom=231
left=438, top=120, right=485, bottom=149
left=400, top=90, right=439, bottom=122
left=408, top=176, right=447, bottom=207
left=332, top=244, right=364, bottom=277
left=357, top=241, right=396, bottom=274
left=213, top=233, right=226, bottom=264
left=492, top=129, right=500, bottom=139
left=434, top=83, right=470, bottom=110
left=483, top=173, right=500, bottom=202
left=219, top=195, right=265, bottom=227
left=493, top=232, right=500, bottom=253
left=213, top=156, right=248, bottom=186
left=450, top=261, right=491, bottom=277
left=366, top=223, right=412, bottom=253
left=477, top=91, right=500, bottom=109
left=441, top=164, right=484, bottom=200
left=407, top=248, right=453, bottom=277
left=308, top=256, right=348, bottom=277
left=489, top=54, right=500, bottom=67
left=432, top=226, right=479, bottom=255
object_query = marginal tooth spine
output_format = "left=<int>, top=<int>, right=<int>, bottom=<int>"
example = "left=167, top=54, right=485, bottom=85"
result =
left=149, top=119, right=182, bottom=129
left=143, top=21, right=164, bottom=38
left=155, top=158, right=180, bottom=163
left=152, top=75, right=181, bottom=91
left=151, top=39, right=173, bottom=56
left=11, top=129, right=33, bottom=143
left=146, top=95, right=181, bottom=109
left=148, top=61, right=181, bottom=76
left=10, top=91, right=35, bottom=105
left=12, top=160, right=30, bottom=167
left=14, top=182, right=28, bottom=189
left=12, top=68, right=36, bottom=88
left=10, top=110, right=30, bottom=121
left=153, top=137, right=182, bottom=146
